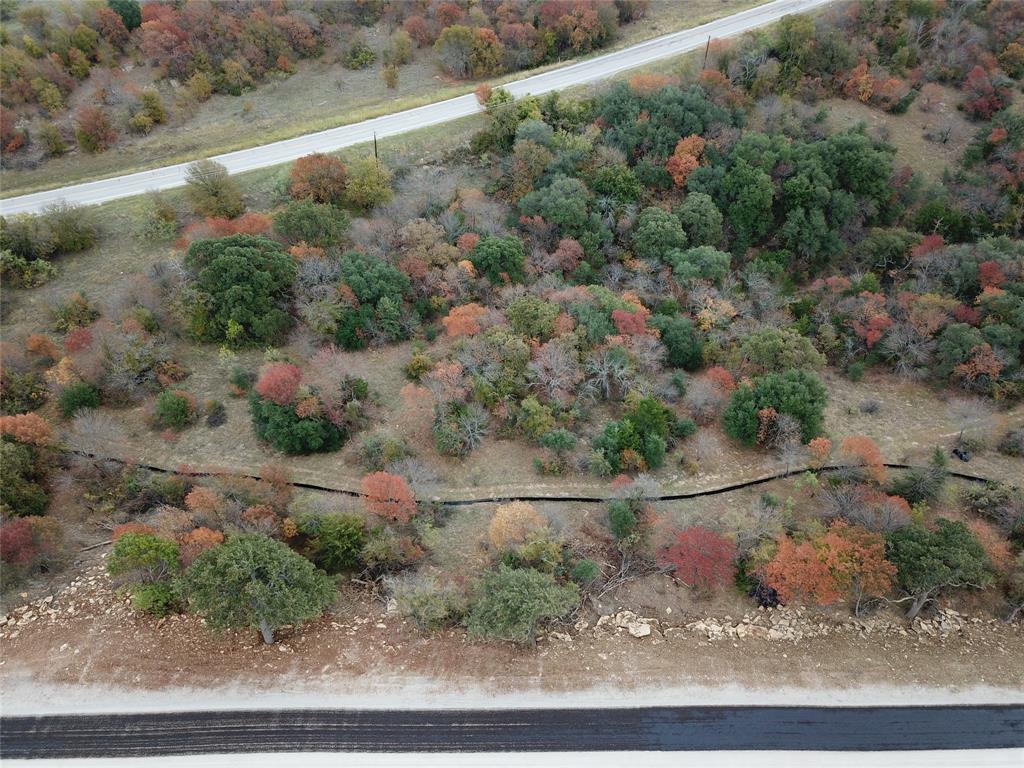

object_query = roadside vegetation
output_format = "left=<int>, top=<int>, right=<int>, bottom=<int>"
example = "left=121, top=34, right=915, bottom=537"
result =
left=2, top=0, right=1023, bottom=647
left=0, top=0, right=761, bottom=194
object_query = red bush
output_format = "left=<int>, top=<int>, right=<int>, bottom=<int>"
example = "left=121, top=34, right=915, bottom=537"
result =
left=0, top=518, right=37, bottom=566
left=660, top=527, right=736, bottom=591
left=254, top=363, right=303, bottom=406
left=361, top=471, right=417, bottom=523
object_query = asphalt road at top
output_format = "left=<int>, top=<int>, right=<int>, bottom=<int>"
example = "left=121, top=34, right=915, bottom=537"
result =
left=2, top=706, right=1023, bottom=758
left=0, top=0, right=833, bottom=215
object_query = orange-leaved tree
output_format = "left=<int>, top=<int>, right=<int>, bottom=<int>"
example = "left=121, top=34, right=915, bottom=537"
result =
left=362, top=471, right=417, bottom=523
left=839, top=435, right=887, bottom=484
left=488, top=501, right=546, bottom=551
left=765, top=521, right=894, bottom=611
left=289, top=153, right=348, bottom=205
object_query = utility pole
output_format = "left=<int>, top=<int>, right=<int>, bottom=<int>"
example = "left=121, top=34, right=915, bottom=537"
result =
left=703, top=36, right=711, bottom=69
left=373, top=132, right=379, bottom=162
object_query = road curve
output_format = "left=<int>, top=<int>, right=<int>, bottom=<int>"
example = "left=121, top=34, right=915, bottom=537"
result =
left=2, top=706, right=1022, bottom=758
left=0, top=0, right=833, bottom=215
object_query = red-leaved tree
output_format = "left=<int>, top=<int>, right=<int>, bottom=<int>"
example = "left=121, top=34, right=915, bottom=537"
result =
left=660, top=527, right=736, bottom=592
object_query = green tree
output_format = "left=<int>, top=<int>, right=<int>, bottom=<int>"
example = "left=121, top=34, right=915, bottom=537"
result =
left=250, top=395, right=348, bottom=454
left=591, top=164, right=643, bottom=202
left=0, top=441, right=48, bottom=517
left=722, top=368, right=828, bottom=445
left=737, top=327, right=825, bottom=375
left=632, top=207, right=686, bottom=261
left=107, top=0, right=141, bottom=31
left=434, top=25, right=475, bottom=78
left=886, top=519, right=993, bottom=619
left=677, top=192, right=723, bottom=246
left=181, top=534, right=336, bottom=644
left=506, top=295, right=560, bottom=340
left=722, top=159, right=774, bottom=250
left=59, top=381, right=101, bottom=418
left=345, top=158, right=392, bottom=211
left=185, top=235, right=296, bottom=346
left=338, top=250, right=409, bottom=305
left=185, top=160, right=244, bottom=218
left=273, top=201, right=349, bottom=247
left=465, top=565, right=580, bottom=643
left=518, top=175, right=592, bottom=236
left=667, top=245, right=731, bottom=286
left=651, top=314, right=703, bottom=370
left=471, top=235, right=526, bottom=284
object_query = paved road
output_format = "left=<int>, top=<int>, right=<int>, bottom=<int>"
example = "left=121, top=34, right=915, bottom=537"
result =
left=0, top=0, right=833, bottom=215
left=2, top=706, right=1023, bottom=758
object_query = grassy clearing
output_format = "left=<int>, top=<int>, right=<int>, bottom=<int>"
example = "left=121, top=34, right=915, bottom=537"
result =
left=824, top=85, right=974, bottom=184
left=1, top=0, right=765, bottom=197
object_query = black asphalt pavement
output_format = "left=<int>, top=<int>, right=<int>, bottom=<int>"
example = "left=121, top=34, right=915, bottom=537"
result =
left=3, top=706, right=1023, bottom=758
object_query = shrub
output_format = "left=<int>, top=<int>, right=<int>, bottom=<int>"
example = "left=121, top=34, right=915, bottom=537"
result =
left=488, top=501, right=547, bottom=551
left=184, top=160, right=244, bottom=218
left=361, top=471, right=417, bottom=523
left=0, top=517, right=36, bottom=567
left=74, top=106, right=117, bottom=153
left=359, top=433, right=412, bottom=471
left=660, top=527, right=736, bottom=592
left=997, top=428, right=1024, bottom=457
left=57, top=382, right=100, bottom=418
left=181, top=533, right=335, bottom=644
left=273, top=200, right=349, bottom=247
left=389, top=574, right=465, bottom=630
left=289, top=153, right=348, bottom=205
left=344, top=158, right=392, bottom=211
left=344, top=37, right=376, bottom=69
left=722, top=369, right=828, bottom=446
left=0, top=412, right=53, bottom=446
left=465, top=565, right=580, bottom=643
left=570, top=559, right=601, bottom=584
left=298, top=513, right=366, bottom=573
left=154, top=390, right=196, bottom=429
left=249, top=394, right=347, bottom=454
left=52, top=291, right=99, bottom=332
left=107, top=533, right=181, bottom=585
left=179, top=527, right=224, bottom=567
left=132, top=582, right=179, bottom=616
left=42, top=203, right=97, bottom=253
left=254, top=363, right=302, bottom=406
